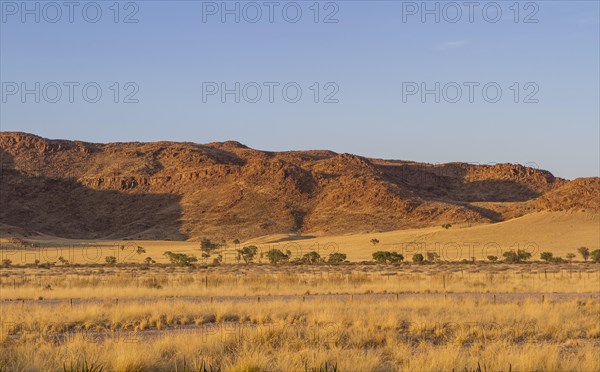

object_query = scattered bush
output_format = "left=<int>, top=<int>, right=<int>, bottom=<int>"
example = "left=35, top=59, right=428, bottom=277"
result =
left=502, top=250, right=531, bottom=263
left=540, top=252, right=567, bottom=263
left=265, top=249, right=289, bottom=264
left=372, top=251, right=403, bottom=264
left=327, top=252, right=347, bottom=264
left=540, top=252, right=554, bottom=262
left=591, top=249, right=600, bottom=263
left=441, top=223, right=452, bottom=229
left=426, top=252, right=439, bottom=263
left=372, top=251, right=389, bottom=263
left=412, top=253, right=424, bottom=264
left=200, top=239, right=221, bottom=255
left=370, top=238, right=380, bottom=246
left=577, top=247, right=590, bottom=262
left=389, top=252, right=404, bottom=263
left=237, top=245, right=258, bottom=264
left=301, top=251, right=322, bottom=264
left=136, top=246, right=146, bottom=255
left=487, top=255, right=498, bottom=262
left=163, top=251, right=198, bottom=266
left=104, top=256, right=117, bottom=265
left=2, top=259, right=12, bottom=268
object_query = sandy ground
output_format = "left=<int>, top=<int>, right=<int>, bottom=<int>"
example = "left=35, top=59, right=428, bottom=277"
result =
left=3, top=292, right=598, bottom=306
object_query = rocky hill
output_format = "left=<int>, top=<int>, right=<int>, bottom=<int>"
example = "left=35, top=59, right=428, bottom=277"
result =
left=1, top=132, right=597, bottom=241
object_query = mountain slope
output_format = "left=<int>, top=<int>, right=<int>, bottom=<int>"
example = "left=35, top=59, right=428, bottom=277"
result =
left=1, top=132, right=597, bottom=241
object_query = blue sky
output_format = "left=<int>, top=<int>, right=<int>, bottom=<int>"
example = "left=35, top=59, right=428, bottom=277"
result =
left=1, top=0, right=598, bottom=179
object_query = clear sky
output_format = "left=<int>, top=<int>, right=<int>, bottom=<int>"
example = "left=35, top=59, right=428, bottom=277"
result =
left=1, top=0, right=598, bottom=179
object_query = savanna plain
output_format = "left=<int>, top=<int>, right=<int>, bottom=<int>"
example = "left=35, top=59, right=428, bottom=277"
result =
left=1, top=230, right=599, bottom=372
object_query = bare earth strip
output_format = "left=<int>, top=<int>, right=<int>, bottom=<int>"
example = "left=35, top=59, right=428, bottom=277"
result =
left=3, top=291, right=598, bottom=306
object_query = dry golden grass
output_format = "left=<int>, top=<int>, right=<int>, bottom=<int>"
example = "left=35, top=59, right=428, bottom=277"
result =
left=1, top=294, right=599, bottom=371
left=1, top=264, right=599, bottom=301
left=0, top=263, right=599, bottom=371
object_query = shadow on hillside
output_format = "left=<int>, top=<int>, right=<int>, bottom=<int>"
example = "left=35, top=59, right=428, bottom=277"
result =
left=267, top=235, right=318, bottom=243
left=0, top=148, right=187, bottom=240
left=378, top=163, right=543, bottom=203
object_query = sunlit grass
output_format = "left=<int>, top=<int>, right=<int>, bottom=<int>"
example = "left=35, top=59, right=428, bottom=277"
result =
left=1, top=264, right=598, bottom=371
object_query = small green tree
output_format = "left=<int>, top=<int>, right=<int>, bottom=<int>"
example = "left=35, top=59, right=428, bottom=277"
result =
left=370, top=238, right=380, bottom=246
left=426, top=252, right=439, bottom=263
left=105, top=256, right=117, bottom=265
left=2, top=259, right=12, bottom=268
left=503, top=250, right=532, bottom=264
left=389, top=252, right=404, bottom=263
left=372, top=251, right=391, bottom=264
left=540, top=252, right=554, bottom=262
left=487, top=255, right=498, bottom=262
left=200, top=239, right=221, bottom=255
left=590, top=249, right=600, bottom=263
left=163, top=251, right=198, bottom=266
left=265, top=249, right=289, bottom=264
left=327, top=252, right=347, bottom=264
left=373, top=251, right=404, bottom=264
left=577, top=247, right=590, bottom=262
left=301, top=251, right=321, bottom=264
left=442, top=223, right=452, bottom=229
left=144, top=257, right=155, bottom=265
left=233, top=239, right=241, bottom=245
left=412, top=253, right=424, bottom=264
left=136, top=246, right=146, bottom=255
left=58, top=256, right=69, bottom=265
left=566, top=253, right=576, bottom=263
left=237, top=245, right=258, bottom=264
left=519, top=250, right=532, bottom=262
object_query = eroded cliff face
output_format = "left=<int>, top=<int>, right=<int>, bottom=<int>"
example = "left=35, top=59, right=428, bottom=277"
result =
left=1, top=132, right=596, bottom=241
